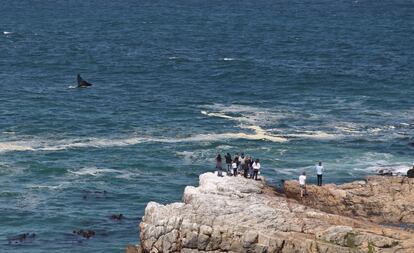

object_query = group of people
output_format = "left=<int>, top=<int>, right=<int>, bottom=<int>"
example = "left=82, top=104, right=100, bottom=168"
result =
left=215, top=153, right=261, bottom=180
left=215, top=153, right=324, bottom=197
left=299, top=161, right=324, bottom=198
left=214, top=154, right=413, bottom=199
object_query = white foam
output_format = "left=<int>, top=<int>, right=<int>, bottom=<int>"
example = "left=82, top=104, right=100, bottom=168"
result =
left=216, top=145, right=233, bottom=150
left=222, top=58, right=235, bottom=61
left=2, top=131, right=15, bottom=135
left=69, top=167, right=122, bottom=176
left=29, top=182, right=70, bottom=190
left=367, top=164, right=411, bottom=176
left=368, top=127, right=382, bottom=133
left=176, top=151, right=195, bottom=157
left=169, top=132, right=287, bottom=143
left=176, top=151, right=196, bottom=163
left=279, top=149, right=287, bottom=155
left=0, top=142, right=35, bottom=152
left=285, top=131, right=341, bottom=140
left=200, top=105, right=288, bottom=142
left=42, top=137, right=143, bottom=151
left=115, top=171, right=137, bottom=180
left=200, top=110, right=236, bottom=120
left=3, top=31, right=12, bottom=35
left=0, top=136, right=144, bottom=153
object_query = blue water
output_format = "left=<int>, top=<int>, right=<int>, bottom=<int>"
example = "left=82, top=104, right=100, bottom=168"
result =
left=1, top=0, right=413, bottom=252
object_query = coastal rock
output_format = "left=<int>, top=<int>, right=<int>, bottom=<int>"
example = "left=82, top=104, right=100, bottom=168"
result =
left=137, top=173, right=414, bottom=252
left=284, top=176, right=414, bottom=224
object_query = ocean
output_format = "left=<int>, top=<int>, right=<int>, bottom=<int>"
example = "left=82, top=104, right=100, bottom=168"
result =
left=0, top=0, right=413, bottom=252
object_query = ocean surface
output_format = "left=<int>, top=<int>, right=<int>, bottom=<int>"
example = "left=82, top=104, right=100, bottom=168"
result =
left=1, top=0, right=413, bottom=252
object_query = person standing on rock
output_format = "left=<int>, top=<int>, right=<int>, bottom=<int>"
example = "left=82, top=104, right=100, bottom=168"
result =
left=248, top=157, right=254, bottom=178
left=315, top=161, right=324, bottom=186
left=239, top=153, right=247, bottom=178
left=299, top=171, right=307, bottom=198
left=243, top=155, right=249, bottom=178
left=234, top=153, right=240, bottom=173
left=252, top=159, right=261, bottom=180
left=225, top=153, right=232, bottom=174
left=216, top=154, right=223, bottom=177
left=232, top=159, right=238, bottom=176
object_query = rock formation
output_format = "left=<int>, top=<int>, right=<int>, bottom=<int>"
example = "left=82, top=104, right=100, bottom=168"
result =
left=284, top=176, right=414, bottom=224
left=130, top=173, right=414, bottom=253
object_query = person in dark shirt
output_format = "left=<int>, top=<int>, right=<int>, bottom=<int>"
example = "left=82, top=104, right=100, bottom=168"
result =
left=225, top=153, right=232, bottom=175
left=216, top=154, right=223, bottom=177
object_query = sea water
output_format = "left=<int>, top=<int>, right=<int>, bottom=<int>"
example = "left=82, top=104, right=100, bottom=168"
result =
left=0, top=0, right=413, bottom=252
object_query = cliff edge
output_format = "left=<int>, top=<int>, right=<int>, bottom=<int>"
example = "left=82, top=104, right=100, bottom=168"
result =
left=129, top=173, right=414, bottom=253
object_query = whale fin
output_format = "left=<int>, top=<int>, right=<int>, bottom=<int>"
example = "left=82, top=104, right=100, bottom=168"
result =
left=77, top=74, right=93, bottom=87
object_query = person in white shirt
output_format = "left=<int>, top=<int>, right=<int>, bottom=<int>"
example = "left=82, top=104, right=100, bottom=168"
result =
left=299, top=171, right=307, bottom=198
left=231, top=159, right=238, bottom=177
left=252, top=159, right=261, bottom=180
left=315, top=161, right=324, bottom=186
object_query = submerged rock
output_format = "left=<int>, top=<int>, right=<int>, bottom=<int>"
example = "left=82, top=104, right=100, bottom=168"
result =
left=134, top=173, right=414, bottom=252
left=73, top=229, right=95, bottom=239
left=111, top=214, right=124, bottom=220
left=8, top=233, right=36, bottom=245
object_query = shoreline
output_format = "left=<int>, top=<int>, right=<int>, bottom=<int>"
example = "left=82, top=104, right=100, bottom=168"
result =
left=127, top=173, right=414, bottom=253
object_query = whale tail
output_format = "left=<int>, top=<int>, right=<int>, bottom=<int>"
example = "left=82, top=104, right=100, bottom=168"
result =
left=77, top=74, right=93, bottom=87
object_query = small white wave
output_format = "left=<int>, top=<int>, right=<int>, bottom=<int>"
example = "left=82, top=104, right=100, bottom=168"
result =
left=68, top=85, right=77, bottom=89
left=367, top=127, right=382, bottom=133
left=29, top=182, right=69, bottom=190
left=2, top=131, right=15, bottom=135
left=176, top=151, right=195, bottom=157
left=115, top=171, right=139, bottom=180
left=222, top=57, right=235, bottom=61
left=367, top=164, right=411, bottom=176
left=69, top=166, right=138, bottom=180
left=69, top=167, right=122, bottom=176
left=176, top=151, right=196, bottom=163
left=285, top=131, right=341, bottom=140
left=3, top=31, right=12, bottom=35
left=279, top=149, right=287, bottom=155
left=334, top=125, right=361, bottom=133
left=216, top=145, right=233, bottom=150
left=201, top=110, right=238, bottom=121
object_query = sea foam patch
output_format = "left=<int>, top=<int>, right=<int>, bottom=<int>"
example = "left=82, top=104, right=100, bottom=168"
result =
left=0, top=136, right=144, bottom=153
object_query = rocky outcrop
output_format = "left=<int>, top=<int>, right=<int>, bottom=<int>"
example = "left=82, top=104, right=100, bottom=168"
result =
left=284, top=176, right=414, bottom=224
left=134, top=173, right=414, bottom=253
